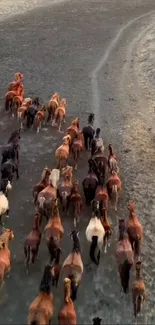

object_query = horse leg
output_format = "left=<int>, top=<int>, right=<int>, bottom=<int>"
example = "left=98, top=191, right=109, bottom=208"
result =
left=5, top=208, right=9, bottom=219
left=97, top=250, right=100, bottom=265
left=15, top=166, right=19, bottom=180
left=88, top=135, right=93, bottom=150
left=83, top=134, right=88, bottom=150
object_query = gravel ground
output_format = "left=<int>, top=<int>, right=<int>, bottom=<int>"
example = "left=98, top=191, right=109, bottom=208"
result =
left=0, top=0, right=155, bottom=324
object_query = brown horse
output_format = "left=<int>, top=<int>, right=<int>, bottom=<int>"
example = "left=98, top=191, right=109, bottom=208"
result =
left=37, top=169, right=60, bottom=223
left=70, top=180, right=83, bottom=227
left=0, top=228, right=14, bottom=291
left=61, top=230, right=83, bottom=301
left=71, top=131, right=84, bottom=170
left=24, top=213, right=41, bottom=274
left=82, top=161, right=99, bottom=205
left=106, top=171, right=122, bottom=211
left=44, top=198, right=64, bottom=263
left=95, top=182, right=109, bottom=212
left=132, top=260, right=146, bottom=318
left=17, top=98, right=32, bottom=129
left=101, top=208, right=112, bottom=253
left=33, top=167, right=51, bottom=205
left=127, top=201, right=143, bottom=258
left=58, top=165, right=73, bottom=212
left=52, top=98, right=66, bottom=132
left=55, top=137, right=70, bottom=169
left=27, top=265, right=54, bottom=325
left=51, top=247, right=62, bottom=288
left=116, top=219, right=134, bottom=294
left=5, top=84, right=20, bottom=113
left=108, top=144, right=119, bottom=173
left=34, top=106, right=46, bottom=133
left=58, top=278, right=77, bottom=325
left=92, top=148, right=108, bottom=183
left=66, top=118, right=80, bottom=144
left=47, top=92, right=60, bottom=123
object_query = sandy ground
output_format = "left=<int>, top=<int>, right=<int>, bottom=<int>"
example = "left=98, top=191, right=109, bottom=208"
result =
left=0, top=0, right=155, bottom=324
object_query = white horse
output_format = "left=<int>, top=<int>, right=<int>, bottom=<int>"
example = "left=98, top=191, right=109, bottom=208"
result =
left=0, top=181, right=12, bottom=225
left=86, top=209, right=105, bottom=266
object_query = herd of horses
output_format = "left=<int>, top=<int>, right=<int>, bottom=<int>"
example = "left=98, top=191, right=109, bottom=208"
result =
left=0, top=73, right=146, bottom=324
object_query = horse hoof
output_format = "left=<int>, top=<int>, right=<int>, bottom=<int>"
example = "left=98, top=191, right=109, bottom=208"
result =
left=5, top=215, right=9, bottom=218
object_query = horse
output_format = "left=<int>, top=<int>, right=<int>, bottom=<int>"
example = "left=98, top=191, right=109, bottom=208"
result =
left=58, top=278, right=77, bottom=325
left=132, top=260, right=146, bottom=318
left=92, top=318, right=102, bottom=325
left=51, top=247, right=62, bottom=288
left=58, top=165, right=73, bottom=212
left=82, top=113, right=95, bottom=150
left=0, top=228, right=14, bottom=291
left=108, top=144, right=119, bottom=173
left=1, top=157, right=19, bottom=184
left=82, top=160, right=99, bottom=205
left=5, top=81, right=22, bottom=113
left=25, top=98, right=40, bottom=129
left=126, top=201, right=143, bottom=258
left=17, top=98, right=32, bottom=129
left=61, top=230, right=83, bottom=301
left=116, top=219, right=134, bottom=294
left=47, top=92, right=60, bottom=124
left=69, top=180, right=82, bottom=227
left=100, top=208, right=112, bottom=253
left=106, top=171, right=122, bottom=211
left=95, top=181, right=109, bottom=213
left=85, top=208, right=105, bottom=265
left=91, top=128, right=104, bottom=157
left=0, top=185, right=12, bottom=225
left=55, top=137, right=70, bottom=169
left=37, top=169, right=60, bottom=223
left=52, top=98, right=66, bottom=132
left=71, top=131, right=84, bottom=170
left=1, top=129, right=21, bottom=164
left=27, top=265, right=54, bottom=325
left=66, top=118, right=80, bottom=144
left=33, top=167, right=51, bottom=205
left=24, top=213, right=41, bottom=274
left=92, top=148, right=107, bottom=183
left=34, top=105, right=47, bottom=133
left=44, top=198, right=64, bottom=263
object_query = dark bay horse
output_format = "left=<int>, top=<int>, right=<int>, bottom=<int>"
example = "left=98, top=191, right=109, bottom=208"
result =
left=82, top=160, right=99, bottom=205
left=82, top=113, right=95, bottom=150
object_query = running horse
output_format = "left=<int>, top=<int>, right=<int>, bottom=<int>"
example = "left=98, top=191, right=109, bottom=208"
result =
left=5, top=72, right=24, bottom=114
left=47, top=92, right=60, bottom=124
left=52, top=98, right=66, bottom=132
left=58, top=165, right=73, bottom=212
left=69, top=180, right=83, bottom=227
left=0, top=228, right=14, bottom=292
left=82, top=159, right=99, bottom=205
left=82, top=113, right=95, bottom=150
left=55, top=137, right=70, bottom=169
left=1, top=129, right=21, bottom=165
left=71, top=130, right=84, bottom=170
left=91, top=148, right=108, bottom=183
left=33, top=167, right=51, bottom=205
left=58, top=278, right=77, bottom=325
left=66, top=118, right=80, bottom=145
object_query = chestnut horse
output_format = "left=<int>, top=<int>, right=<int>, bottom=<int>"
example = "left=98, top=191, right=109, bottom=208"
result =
left=95, top=181, right=109, bottom=213
left=70, top=180, right=83, bottom=227
left=34, top=106, right=46, bottom=133
left=47, top=92, right=60, bottom=123
left=127, top=201, right=143, bottom=258
left=24, top=213, right=41, bottom=274
left=116, top=219, right=134, bottom=294
left=132, top=260, right=146, bottom=318
left=17, top=98, right=32, bottom=129
left=106, top=171, right=122, bottom=211
left=53, top=98, right=66, bottom=132
left=27, top=265, right=54, bottom=325
left=33, top=167, right=51, bottom=205
left=55, top=137, right=70, bottom=169
left=101, top=208, right=112, bottom=253
left=82, top=160, right=99, bottom=205
left=66, top=118, right=80, bottom=144
left=44, top=198, right=64, bottom=263
left=5, top=82, right=20, bottom=113
left=58, top=165, right=73, bottom=212
left=71, top=131, right=84, bottom=170
left=0, top=228, right=14, bottom=291
left=37, top=169, right=60, bottom=223
left=58, top=278, right=77, bottom=325
left=61, top=230, right=83, bottom=301
left=108, top=144, right=119, bottom=173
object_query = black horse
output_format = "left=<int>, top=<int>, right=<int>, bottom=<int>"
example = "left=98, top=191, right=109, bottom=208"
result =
left=82, top=113, right=95, bottom=150
left=1, top=129, right=21, bottom=164
left=1, top=157, right=19, bottom=183
left=25, top=97, right=40, bottom=128
left=82, top=160, right=99, bottom=205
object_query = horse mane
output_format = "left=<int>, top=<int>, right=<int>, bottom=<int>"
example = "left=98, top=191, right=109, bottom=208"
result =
left=39, top=265, right=52, bottom=294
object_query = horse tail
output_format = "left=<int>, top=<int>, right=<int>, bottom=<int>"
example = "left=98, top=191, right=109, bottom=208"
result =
left=120, top=260, right=131, bottom=293
left=134, top=295, right=143, bottom=318
left=69, top=275, right=79, bottom=301
left=39, top=265, right=52, bottom=293
left=38, top=196, right=45, bottom=208
left=90, top=235, right=98, bottom=265
left=134, top=236, right=141, bottom=256
left=47, top=237, right=56, bottom=264
left=5, top=96, right=10, bottom=112
left=24, top=245, right=30, bottom=271
left=30, top=321, right=39, bottom=325
left=111, top=184, right=117, bottom=204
